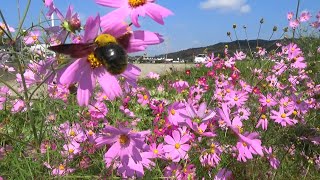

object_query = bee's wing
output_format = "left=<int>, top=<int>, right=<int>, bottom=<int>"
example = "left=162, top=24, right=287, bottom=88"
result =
left=116, top=33, right=132, bottom=50
left=48, top=43, right=96, bottom=58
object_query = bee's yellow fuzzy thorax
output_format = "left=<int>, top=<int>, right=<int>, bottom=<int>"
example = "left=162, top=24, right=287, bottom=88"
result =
left=94, top=34, right=117, bottom=47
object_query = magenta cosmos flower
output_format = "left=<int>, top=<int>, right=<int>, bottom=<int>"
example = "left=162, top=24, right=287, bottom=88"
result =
left=163, top=130, right=191, bottom=162
left=95, top=125, right=150, bottom=168
left=57, top=15, right=163, bottom=105
left=96, top=0, right=173, bottom=28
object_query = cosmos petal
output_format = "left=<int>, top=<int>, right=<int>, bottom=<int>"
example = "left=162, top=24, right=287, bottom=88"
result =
left=127, top=31, right=163, bottom=53
left=104, top=142, right=121, bottom=166
left=95, top=0, right=124, bottom=8
left=100, top=7, right=128, bottom=31
left=164, top=135, right=175, bottom=145
left=77, top=67, right=94, bottom=106
left=59, top=58, right=86, bottom=85
left=94, top=67, right=122, bottom=100
left=83, top=15, right=100, bottom=42
left=172, top=130, right=181, bottom=143
left=131, top=9, right=141, bottom=27
left=180, top=135, right=190, bottom=144
left=198, top=102, right=207, bottom=118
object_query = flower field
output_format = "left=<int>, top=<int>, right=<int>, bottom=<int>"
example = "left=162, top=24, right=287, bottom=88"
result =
left=0, top=0, right=320, bottom=179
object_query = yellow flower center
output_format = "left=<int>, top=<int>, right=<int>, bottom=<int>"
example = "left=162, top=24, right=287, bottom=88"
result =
left=293, top=110, right=298, bottom=115
left=87, top=53, right=103, bottom=68
left=170, top=109, right=176, bottom=115
left=68, top=148, right=74, bottom=154
left=128, top=0, right=147, bottom=7
left=143, top=94, right=148, bottom=100
left=88, top=130, right=94, bottom=136
left=32, top=35, right=38, bottom=41
left=226, top=89, right=231, bottom=93
left=234, top=96, right=239, bottom=101
left=197, top=128, right=203, bottom=134
left=175, top=143, right=181, bottom=149
left=59, top=164, right=65, bottom=170
left=237, top=125, right=243, bottom=133
left=69, top=130, right=76, bottom=137
left=266, top=99, right=271, bottom=103
left=103, top=95, right=108, bottom=100
left=283, top=102, right=288, bottom=106
left=261, top=114, right=266, bottom=119
left=119, top=134, right=129, bottom=145
left=242, top=142, right=247, bottom=147
left=281, top=113, right=286, bottom=118
left=153, top=149, right=159, bottom=154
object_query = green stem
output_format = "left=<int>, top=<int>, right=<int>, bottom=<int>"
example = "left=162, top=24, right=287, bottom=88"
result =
left=15, top=0, right=31, bottom=41
left=0, top=10, right=13, bottom=40
left=292, top=0, right=301, bottom=40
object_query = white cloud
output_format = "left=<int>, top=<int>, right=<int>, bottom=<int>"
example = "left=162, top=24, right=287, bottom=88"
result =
left=200, top=0, right=251, bottom=13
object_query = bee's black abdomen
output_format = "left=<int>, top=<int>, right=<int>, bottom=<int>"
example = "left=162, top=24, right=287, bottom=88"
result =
left=94, top=43, right=128, bottom=75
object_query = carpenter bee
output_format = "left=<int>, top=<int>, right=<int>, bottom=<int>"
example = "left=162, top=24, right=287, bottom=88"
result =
left=48, top=33, right=131, bottom=75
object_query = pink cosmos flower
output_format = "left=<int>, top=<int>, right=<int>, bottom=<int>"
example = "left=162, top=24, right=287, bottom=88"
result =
left=164, top=163, right=182, bottom=179
left=200, top=143, right=222, bottom=167
left=11, top=99, right=26, bottom=113
left=46, top=5, right=81, bottom=44
left=224, top=57, right=235, bottom=68
left=256, top=114, right=268, bottom=130
left=149, top=143, right=164, bottom=158
left=88, top=100, right=108, bottom=119
left=236, top=132, right=264, bottom=162
left=289, top=19, right=300, bottom=29
left=272, top=60, right=287, bottom=75
left=214, top=168, right=233, bottom=180
left=40, top=140, right=57, bottom=154
left=181, top=102, right=216, bottom=127
left=163, top=130, right=191, bottom=162
left=264, top=147, right=280, bottom=169
left=24, top=30, right=41, bottom=45
left=234, top=51, right=246, bottom=60
left=270, top=106, right=297, bottom=126
left=48, top=83, right=70, bottom=102
left=44, top=162, right=75, bottom=176
left=137, top=93, right=150, bottom=106
left=0, top=22, right=15, bottom=33
left=171, top=80, right=189, bottom=93
left=57, top=15, right=162, bottom=106
left=259, top=93, right=277, bottom=107
left=96, top=0, right=173, bottom=28
left=16, top=69, right=41, bottom=88
left=95, top=125, right=150, bottom=168
left=62, top=140, right=82, bottom=159
left=59, top=122, right=87, bottom=142
left=225, top=90, right=248, bottom=107
left=147, top=72, right=160, bottom=80
left=167, top=101, right=187, bottom=126
left=287, top=12, right=294, bottom=20
left=236, top=107, right=250, bottom=121
left=205, top=52, right=219, bottom=67
left=299, top=11, right=311, bottom=22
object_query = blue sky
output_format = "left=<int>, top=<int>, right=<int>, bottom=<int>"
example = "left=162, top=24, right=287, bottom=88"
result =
left=1, top=0, right=320, bottom=56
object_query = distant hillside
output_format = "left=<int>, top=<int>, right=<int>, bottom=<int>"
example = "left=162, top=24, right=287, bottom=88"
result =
left=155, top=39, right=284, bottom=61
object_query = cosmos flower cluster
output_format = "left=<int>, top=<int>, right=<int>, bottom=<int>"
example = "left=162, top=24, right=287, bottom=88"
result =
left=0, top=1, right=319, bottom=179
